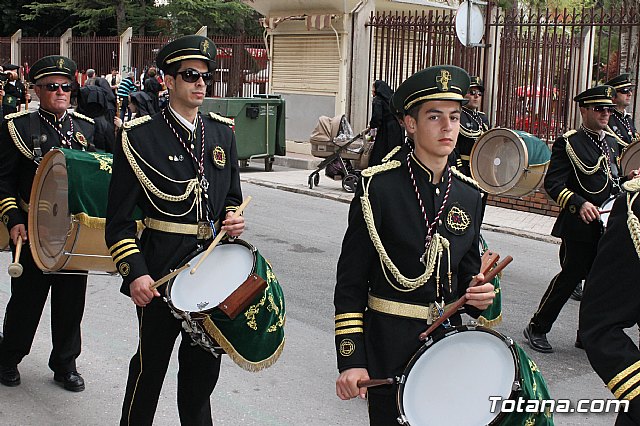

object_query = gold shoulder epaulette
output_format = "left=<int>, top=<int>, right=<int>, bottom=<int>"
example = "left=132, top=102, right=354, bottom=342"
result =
left=624, top=179, right=640, bottom=193
left=209, top=112, right=234, bottom=126
left=123, top=115, right=153, bottom=130
left=381, top=146, right=402, bottom=163
left=478, top=111, right=486, bottom=116
left=71, top=111, right=95, bottom=124
left=451, top=166, right=480, bottom=188
left=4, top=110, right=30, bottom=120
left=361, top=160, right=401, bottom=177
left=605, top=125, right=628, bottom=148
left=563, top=129, right=577, bottom=139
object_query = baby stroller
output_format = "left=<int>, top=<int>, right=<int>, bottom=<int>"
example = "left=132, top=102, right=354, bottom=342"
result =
left=308, top=115, right=372, bottom=193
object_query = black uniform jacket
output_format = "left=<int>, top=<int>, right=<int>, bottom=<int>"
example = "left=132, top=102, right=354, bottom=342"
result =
left=2, top=80, right=27, bottom=112
left=105, top=109, right=242, bottom=296
left=0, top=109, right=95, bottom=231
left=454, top=107, right=490, bottom=176
left=609, top=109, right=638, bottom=147
left=581, top=189, right=640, bottom=422
left=545, top=127, right=620, bottom=241
left=334, top=145, right=482, bottom=388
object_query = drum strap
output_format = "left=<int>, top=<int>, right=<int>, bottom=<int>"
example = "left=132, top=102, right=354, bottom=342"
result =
left=29, top=112, right=44, bottom=163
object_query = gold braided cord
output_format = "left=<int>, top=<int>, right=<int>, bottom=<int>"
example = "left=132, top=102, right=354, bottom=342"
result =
left=624, top=179, right=640, bottom=192
left=8, top=120, right=35, bottom=160
left=381, top=146, right=402, bottom=163
left=607, top=126, right=629, bottom=148
left=626, top=192, right=640, bottom=261
left=361, top=160, right=401, bottom=177
left=565, top=140, right=606, bottom=175
left=459, top=125, right=483, bottom=138
left=139, top=182, right=198, bottom=218
left=451, top=166, right=480, bottom=188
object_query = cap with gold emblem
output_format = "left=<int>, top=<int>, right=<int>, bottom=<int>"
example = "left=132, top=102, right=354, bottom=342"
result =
left=605, top=73, right=633, bottom=90
left=573, top=85, right=616, bottom=107
left=469, top=76, right=484, bottom=91
left=156, top=35, right=217, bottom=72
left=28, top=55, right=76, bottom=82
left=391, top=65, right=471, bottom=114
left=3, top=64, right=19, bottom=71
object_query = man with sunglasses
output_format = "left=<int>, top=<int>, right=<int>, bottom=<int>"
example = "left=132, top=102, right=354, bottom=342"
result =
left=605, top=73, right=639, bottom=148
left=524, top=85, right=637, bottom=354
left=106, top=35, right=244, bottom=425
left=0, top=55, right=95, bottom=391
left=454, top=76, right=491, bottom=178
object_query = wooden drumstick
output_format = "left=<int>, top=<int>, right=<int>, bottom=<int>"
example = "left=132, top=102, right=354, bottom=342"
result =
left=8, top=238, right=24, bottom=278
left=418, top=255, right=513, bottom=341
left=149, top=262, right=191, bottom=290
left=190, top=196, right=252, bottom=275
left=357, top=378, right=395, bottom=388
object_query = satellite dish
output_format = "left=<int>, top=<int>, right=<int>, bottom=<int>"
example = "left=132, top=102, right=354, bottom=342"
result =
left=455, top=1, right=485, bottom=46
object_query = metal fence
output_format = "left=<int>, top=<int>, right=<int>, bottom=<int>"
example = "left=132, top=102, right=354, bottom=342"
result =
left=20, top=37, right=59, bottom=71
left=129, top=35, right=171, bottom=76
left=0, top=38, right=10, bottom=68
left=210, top=37, right=269, bottom=98
left=71, top=35, right=119, bottom=76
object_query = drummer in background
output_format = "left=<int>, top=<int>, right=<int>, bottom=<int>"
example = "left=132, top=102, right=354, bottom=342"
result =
left=524, top=85, right=637, bottom=354
left=580, top=178, right=640, bottom=425
left=334, top=65, right=494, bottom=425
left=453, top=76, right=491, bottom=177
left=105, top=35, right=244, bottom=425
left=605, top=73, right=639, bottom=148
left=0, top=56, right=95, bottom=391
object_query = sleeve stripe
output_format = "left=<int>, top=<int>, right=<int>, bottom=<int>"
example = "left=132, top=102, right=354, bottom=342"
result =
left=0, top=197, right=17, bottom=208
left=334, top=313, right=364, bottom=321
left=608, top=360, right=640, bottom=390
left=614, top=372, right=640, bottom=399
left=110, top=243, right=138, bottom=258
left=335, top=320, right=364, bottom=329
left=113, top=248, right=141, bottom=264
left=335, top=327, right=363, bottom=336
left=0, top=203, right=18, bottom=216
left=624, top=385, right=640, bottom=401
left=109, top=238, right=137, bottom=254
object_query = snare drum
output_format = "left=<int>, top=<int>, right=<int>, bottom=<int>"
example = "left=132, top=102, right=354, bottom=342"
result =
left=470, top=128, right=551, bottom=198
left=397, top=325, right=553, bottom=425
left=166, top=239, right=285, bottom=372
left=600, top=195, right=618, bottom=228
left=620, top=141, right=640, bottom=177
left=29, top=148, right=141, bottom=272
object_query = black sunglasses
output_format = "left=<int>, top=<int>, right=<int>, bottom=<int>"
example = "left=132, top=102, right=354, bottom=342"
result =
left=468, top=89, right=483, bottom=96
left=618, top=88, right=633, bottom=94
left=592, top=106, right=614, bottom=113
left=37, top=83, right=73, bottom=92
left=176, top=68, right=213, bottom=85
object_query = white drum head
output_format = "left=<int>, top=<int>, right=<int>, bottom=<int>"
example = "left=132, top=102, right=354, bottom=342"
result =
left=170, top=243, right=255, bottom=313
left=600, top=196, right=616, bottom=228
left=402, top=329, right=516, bottom=425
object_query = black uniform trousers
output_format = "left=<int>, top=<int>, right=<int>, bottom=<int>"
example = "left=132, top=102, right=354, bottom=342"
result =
left=0, top=242, right=86, bottom=373
left=530, top=236, right=599, bottom=334
left=367, top=389, right=399, bottom=425
left=120, top=297, right=221, bottom=426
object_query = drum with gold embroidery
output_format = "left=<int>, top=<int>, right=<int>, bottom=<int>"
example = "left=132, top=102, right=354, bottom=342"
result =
left=29, top=148, right=141, bottom=272
left=166, top=239, right=286, bottom=371
left=470, top=128, right=551, bottom=198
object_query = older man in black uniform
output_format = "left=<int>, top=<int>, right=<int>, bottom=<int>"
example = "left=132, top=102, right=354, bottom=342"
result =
left=606, top=73, right=638, bottom=149
left=524, top=85, right=636, bottom=353
left=580, top=178, right=640, bottom=426
left=0, top=56, right=95, bottom=391
left=334, top=65, right=495, bottom=425
left=105, top=35, right=245, bottom=425
left=454, top=76, right=490, bottom=177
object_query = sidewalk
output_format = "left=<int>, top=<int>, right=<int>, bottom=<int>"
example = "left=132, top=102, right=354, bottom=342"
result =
left=239, top=153, right=559, bottom=244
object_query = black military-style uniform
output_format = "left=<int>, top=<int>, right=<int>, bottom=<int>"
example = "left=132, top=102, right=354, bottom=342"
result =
left=0, top=108, right=95, bottom=375
left=2, top=80, right=27, bottom=116
left=529, top=126, right=621, bottom=335
left=454, top=106, right=490, bottom=176
left=609, top=108, right=638, bottom=148
left=105, top=107, right=242, bottom=425
left=580, top=184, right=640, bottom=425
left=334, top=144, right=482, bottom=424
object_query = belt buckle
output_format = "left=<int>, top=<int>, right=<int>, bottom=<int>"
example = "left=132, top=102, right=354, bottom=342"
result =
left=196, top=221, right=213, bottom=240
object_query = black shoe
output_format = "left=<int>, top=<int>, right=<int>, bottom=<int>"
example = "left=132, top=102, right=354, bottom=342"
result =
left=0, top=364, right=21, bottom=387
left=524, top=324, right=554, bottom=353
left=570, top=283, right=583, bottom=301
left=54, top=371, right=85, bottom=392
left=0, top=332, right=3, bottom=343
left=575, top=331, right=584, bottom=350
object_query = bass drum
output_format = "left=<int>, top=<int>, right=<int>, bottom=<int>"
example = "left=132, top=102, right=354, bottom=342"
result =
left=470, top=128, right=551, bottom=198
left=620, top=141, right=640, bottom=177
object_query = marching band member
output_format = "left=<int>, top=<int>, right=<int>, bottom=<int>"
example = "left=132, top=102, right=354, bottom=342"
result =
left=605, top=73, right=638, bottom=149
left=454, top=75, right=491, bottom=177
left=333, top=65, right=494, bottom=425
left=105, top=35, right=244, bottom=425
left=0, top=56, right=95, bottom=391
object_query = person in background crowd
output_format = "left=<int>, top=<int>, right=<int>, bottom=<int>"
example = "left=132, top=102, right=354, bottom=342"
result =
left=368, top=80, right=404, bottom=166
left=144, top=67, right=162, bottom=113
left=117, top=71, right=136, bottom=122
left=85, top=69, right=97, bottom=86
left=109, top=68, right=121, bottom=95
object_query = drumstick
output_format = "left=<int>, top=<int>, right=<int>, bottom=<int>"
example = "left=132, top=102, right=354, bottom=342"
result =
left=8, top=238, right=24, bottom=278
left=357, top=378, right=395, bottom=388
left=190, top=196, right=252, bottom=275
left=599, top=209, right=611, bottom=215
left=418, top=255, right=513, bottom=341
left=149, top=262, right=191, bottom=290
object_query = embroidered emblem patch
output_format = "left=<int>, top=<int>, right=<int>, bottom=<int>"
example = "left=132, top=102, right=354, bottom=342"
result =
left=200, top=39, right=211, bottom=57
left=436, top=70, right=451, bottom=91
left=606, top=87, right=613, bottom=98
left=339, top=339, right=356, bottom=357
left=75, top=132, right=88, bottom=147
left=58, top=58, right=65, bottom=69
left=212, top=146, right=226, bottom=169
left=445, top=203, right=471, bottom=235
left=569, top=205, right=577, bottom=214
left=118, top=262, right=130, bottom=277
left=2, top=215, right=8, bottom=225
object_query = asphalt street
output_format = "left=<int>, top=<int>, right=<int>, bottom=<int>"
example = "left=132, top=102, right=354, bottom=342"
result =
left=0, top=181, right=621, bottom=425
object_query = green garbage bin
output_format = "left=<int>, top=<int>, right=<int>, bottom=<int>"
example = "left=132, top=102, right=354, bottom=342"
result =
left=200, top=95, right=286, bottom=171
